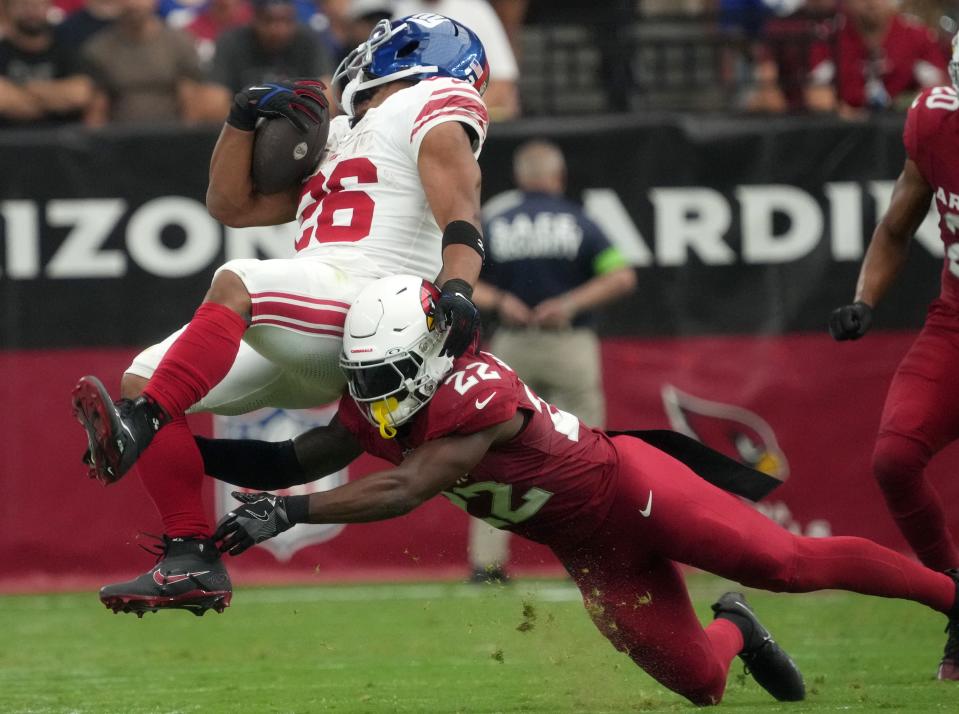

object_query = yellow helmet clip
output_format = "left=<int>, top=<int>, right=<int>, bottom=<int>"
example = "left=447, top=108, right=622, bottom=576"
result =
left=371, top=397, right=400, bottom=439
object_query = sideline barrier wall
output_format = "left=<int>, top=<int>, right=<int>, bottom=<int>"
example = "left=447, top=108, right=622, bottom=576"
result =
left=2, top=115, right=954, bottom=589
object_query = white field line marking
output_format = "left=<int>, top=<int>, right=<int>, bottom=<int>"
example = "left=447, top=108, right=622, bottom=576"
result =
left=3, top=582, right=582, bottom=610
left=241, top=582, right=582, bottom=604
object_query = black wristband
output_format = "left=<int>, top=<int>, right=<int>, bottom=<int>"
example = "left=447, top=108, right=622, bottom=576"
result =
left=227, top=93, right=257, bottom=132
left=284, top=494, right=311, bottom=524
left=441, top=220, right=485, bottom=262
left=441, top=277, right=473, bottom=300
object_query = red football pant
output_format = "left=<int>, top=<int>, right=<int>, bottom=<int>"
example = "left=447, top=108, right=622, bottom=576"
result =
left=872, top=300, right=959, bottom=570
left=553, top=435, right=956, bottom=706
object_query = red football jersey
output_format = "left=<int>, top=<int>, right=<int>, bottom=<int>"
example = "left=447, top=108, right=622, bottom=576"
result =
left=904, top=85, right=959, bottom=308
left=337, top=350, right=619, bottom=546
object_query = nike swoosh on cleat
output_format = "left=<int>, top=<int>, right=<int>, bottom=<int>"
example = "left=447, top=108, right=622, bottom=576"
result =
left=639, top=490, right=653, bottom=518
left=152, top=570, right=210, bottom=586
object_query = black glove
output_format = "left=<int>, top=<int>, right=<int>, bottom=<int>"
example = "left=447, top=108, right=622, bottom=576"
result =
left=227, top=79, right=328, bottom=132
left=435, top=278, right=480, bottom=357
left=213, top=491, right=295, bottom=555
left=828, top=301, right=873, bottom=341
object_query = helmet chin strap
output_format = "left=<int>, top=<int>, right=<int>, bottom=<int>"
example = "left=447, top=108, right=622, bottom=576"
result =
left=341, top=65, right=440, bottom=115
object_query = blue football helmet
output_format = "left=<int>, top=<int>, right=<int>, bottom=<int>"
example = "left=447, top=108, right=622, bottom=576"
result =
left=332, top=13, right=489, bottom=116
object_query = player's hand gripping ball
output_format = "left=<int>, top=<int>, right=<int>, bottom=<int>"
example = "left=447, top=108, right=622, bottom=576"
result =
left=227, top=79, right=330, bottom=194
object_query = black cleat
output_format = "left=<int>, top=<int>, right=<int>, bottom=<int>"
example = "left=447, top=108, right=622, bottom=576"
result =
left=938, top=569, right=959, bottom=681
left=100, top=535, right=232, bottom=617
left=72, top=375, right=168, bottom=485
left=712, top=591, right=805, bottom=701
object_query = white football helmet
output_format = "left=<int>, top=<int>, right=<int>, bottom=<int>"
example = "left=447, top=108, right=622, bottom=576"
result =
left=340, top=275, right=454, bottom=438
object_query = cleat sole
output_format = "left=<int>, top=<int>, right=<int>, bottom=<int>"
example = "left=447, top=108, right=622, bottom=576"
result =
left=100, top=589, right=232, bottom=617
left=72, top=376, right=125, bottom=485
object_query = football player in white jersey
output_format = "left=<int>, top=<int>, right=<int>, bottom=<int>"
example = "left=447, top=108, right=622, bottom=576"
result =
left=70, top=14, right=492, bottom=616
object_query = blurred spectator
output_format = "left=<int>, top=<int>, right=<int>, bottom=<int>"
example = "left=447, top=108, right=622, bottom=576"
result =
left=902, top=0, right=956, bottom=33
left=393, top=0, right=520, bottom=119
left=469, top=139, right=636, bottom=579
left=210, top=0, right=335, bottom=93
left=806, top=0, right=947, bottom=116
left=489, top=0, right=525, bottom=62
left=343, top=0, right=390, bottom=50
left=313, top=0, right=350, bottom=62
left=56, top=0, right=122, bottom=49
left=82, top=0, right=227, bottom=124
left=185, top=0, right=253, bottom=66
left=0, top=0, right=93, bottom=126
left=744, top=0, right=838, bottom=113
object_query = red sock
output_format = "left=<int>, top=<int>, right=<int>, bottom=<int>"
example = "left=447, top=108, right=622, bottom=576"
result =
left=704, top=618, right=744, bottom=673
left=143, top=302, right=247, bottom=419
left=136, top=416, right=210, bottom=537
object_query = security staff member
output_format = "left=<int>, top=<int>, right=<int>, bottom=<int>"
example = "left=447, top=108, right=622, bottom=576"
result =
left=469, top=139, right=636, bottom=581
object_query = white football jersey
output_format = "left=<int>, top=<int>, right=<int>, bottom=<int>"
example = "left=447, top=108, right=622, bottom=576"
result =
left=293, top=77, right=489, bottom=280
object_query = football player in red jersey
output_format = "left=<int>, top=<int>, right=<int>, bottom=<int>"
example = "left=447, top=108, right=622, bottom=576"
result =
left=829, top=35, right=959, bottom=680
left=199, top=275, right=959, bottom=705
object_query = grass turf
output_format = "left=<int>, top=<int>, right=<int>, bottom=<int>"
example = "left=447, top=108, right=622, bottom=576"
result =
left=0, top=572, right=954, bottom=713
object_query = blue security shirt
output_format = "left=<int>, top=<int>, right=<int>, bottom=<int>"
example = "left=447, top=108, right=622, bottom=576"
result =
left=481, top=191, right=627, bottom=328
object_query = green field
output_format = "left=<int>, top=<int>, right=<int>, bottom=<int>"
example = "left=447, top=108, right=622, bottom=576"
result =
left=0, top=573, right=955, bottom=713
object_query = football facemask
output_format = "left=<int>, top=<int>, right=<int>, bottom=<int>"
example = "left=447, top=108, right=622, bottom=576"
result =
left=340, top=275, right=454, bottom=438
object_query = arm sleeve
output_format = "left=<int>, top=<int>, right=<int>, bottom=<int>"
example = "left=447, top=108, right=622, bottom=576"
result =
left=195, top=435, right=306, bottom=489
left=406, top=79, right=490, bottom=159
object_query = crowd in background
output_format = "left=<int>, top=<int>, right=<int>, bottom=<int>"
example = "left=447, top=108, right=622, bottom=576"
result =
left=0, top=0, right=957, bottom=128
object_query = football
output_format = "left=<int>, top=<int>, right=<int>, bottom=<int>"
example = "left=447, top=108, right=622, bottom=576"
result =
left=252, top=111, right=329, bottom=195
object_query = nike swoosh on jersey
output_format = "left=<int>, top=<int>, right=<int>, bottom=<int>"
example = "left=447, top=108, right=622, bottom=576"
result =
left=475, top=393, right=496, bottom=410
left=639, top=491, right=653, bottom=518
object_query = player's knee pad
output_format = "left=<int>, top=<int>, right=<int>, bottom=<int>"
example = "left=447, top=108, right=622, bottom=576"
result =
left=872, top=434, right=931, bottom=494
